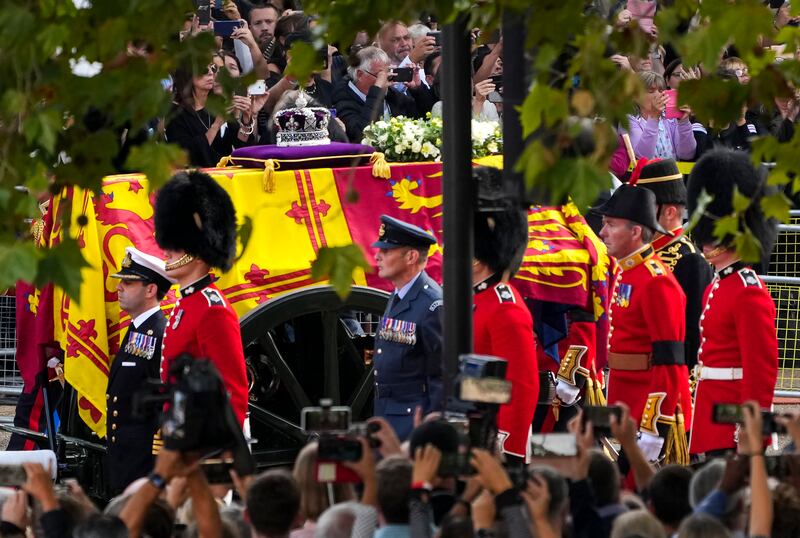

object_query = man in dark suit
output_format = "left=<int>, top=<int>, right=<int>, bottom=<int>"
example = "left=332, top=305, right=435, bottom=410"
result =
left=332, top=46, right=419, bottom=143
left=106, top=246, right=173, bottom=495
left=372, top=215, right=443, bottom=440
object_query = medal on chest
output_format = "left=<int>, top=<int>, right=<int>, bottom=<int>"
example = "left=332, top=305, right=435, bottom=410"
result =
left=124, top=331, right=157, bottom=360
left=171, top=309, right=184, bottom=330
left=378, top=316, right=417, bottom=345
left=615, top=283, right=633, bottom=308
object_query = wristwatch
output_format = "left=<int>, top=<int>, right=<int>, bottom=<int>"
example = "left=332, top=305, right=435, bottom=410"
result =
left=147, top=471, right=167, bottom=490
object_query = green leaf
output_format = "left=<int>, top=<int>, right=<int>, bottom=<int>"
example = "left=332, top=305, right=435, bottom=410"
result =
left=284, top=41, right=324, bottom=83
left=0, top=243, right=42, bottom=289
left=713, top=215, right=740, bottom=240
left=519, top=83, right=568, bottom=137
left=734, top=227, right=762, bottom=263
left=35, top=237, right=90, bottom=302
left=732, top=187, right=751, bottom=212
left=685, top=189, right=713, bottom=234
left=125, top=142, right=187, bottom=190
left=311, top=244, right=372, bottom=300
left=678, top=77, right=750, bottom=127
left=760, top=191, right=792, bottom=222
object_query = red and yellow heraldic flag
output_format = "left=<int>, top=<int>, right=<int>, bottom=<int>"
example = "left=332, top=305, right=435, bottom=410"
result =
left=43, top=159, right=609, bottom=436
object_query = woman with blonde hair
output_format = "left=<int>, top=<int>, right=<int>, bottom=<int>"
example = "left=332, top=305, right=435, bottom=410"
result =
left=290, top=442, right=356, bottom=538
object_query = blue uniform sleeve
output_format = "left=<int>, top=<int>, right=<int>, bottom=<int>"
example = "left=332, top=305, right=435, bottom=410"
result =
left=421, top=299, right=443, bottom=411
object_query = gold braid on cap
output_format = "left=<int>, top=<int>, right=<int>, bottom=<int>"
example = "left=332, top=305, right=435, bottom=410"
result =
left=165, top=253, right=195, bottom=271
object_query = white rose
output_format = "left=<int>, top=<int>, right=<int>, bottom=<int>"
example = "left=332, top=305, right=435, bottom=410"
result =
left=487, top=142, right=499, bottom=154
left=411, top=141, right=422, bottom=153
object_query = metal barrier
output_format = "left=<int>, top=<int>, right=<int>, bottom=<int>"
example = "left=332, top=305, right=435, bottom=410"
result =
left=768, top=210, right=800, bottom=396
left=0, top=295, right=22, bottom=395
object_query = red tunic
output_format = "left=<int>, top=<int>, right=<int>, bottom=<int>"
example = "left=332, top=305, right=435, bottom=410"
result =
left=473, top=279, right=539, bottom=459
left=689, top=263, right=778, bottom=455
left=606, top=246, right=691, bottom=428
left=161, top=277, right=249, bottom=426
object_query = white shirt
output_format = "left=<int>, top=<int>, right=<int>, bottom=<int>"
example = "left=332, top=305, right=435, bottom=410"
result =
left=131, top=305, right=161, bottom=329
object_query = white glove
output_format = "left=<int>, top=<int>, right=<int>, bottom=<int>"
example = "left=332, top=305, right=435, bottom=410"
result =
left=555, top=380, right=580, bottom=405
left=637, top=431, right=665, bottom=462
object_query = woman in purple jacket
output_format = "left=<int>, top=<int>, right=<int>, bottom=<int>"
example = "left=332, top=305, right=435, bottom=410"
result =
left=623, top=70, right=696, bottom=161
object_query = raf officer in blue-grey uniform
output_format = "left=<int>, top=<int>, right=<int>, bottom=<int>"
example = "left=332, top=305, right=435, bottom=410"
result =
left=106, top=246, right=173, bottom=495
left=372, top=215, right=444, bottom=440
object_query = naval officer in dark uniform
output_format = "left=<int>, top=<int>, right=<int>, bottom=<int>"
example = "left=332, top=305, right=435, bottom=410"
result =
left=106, top=246, right=173, bottom=495
left=372, top=215, right=443, bottom=440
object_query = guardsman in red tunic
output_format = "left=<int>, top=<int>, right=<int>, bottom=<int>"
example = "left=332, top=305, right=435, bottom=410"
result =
left=153, top=171, right=249, bottom=429
left=471, top=166, right=538, bottom=462
left=686, top=149, right=779, bottom=456
left=596, top=185, right=690, bottom=465
left=633, top=159, right=714, bottom=372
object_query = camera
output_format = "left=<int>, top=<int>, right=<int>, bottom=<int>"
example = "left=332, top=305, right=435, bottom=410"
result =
left=712, top=403, right=787, bottom=435
left=582, top=405, right=623, bottom=436
left=301, top=400, right=380, bottom=462
left=448, top=354, right=510, bottom=452
left=389, top=67, right=414, bottom=83
left=133, top=354, right=255, bottom=476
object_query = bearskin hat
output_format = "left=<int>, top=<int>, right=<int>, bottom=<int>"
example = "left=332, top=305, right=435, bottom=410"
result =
left=687, top=148, right=777, bottom=267
left=632, top=158, right=688, bottom=206
left=473, top=166, right=529, bottom=275
left=154, top=171, right=237, bottom=272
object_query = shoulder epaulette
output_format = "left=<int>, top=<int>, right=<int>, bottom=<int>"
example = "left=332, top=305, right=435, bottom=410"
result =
left=202, top=288, right=226, bottom=307
left=678, top=236, right=698, bottom=254
left=645, top=259, right=666, bottom=277
left=494, top=283, right=516, bottom=304
left=737, top=268, right=762, bottom=288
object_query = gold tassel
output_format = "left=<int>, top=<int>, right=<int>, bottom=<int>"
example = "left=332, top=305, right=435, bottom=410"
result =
left=589, top=366, right=607, bottom=406
left=262, top=159, right=276, bottom=192
left=675, top=405, right=689, bottom=465
left=370, top=152, right=392, bottom=179
left=217, top=155, right=233, bottom=167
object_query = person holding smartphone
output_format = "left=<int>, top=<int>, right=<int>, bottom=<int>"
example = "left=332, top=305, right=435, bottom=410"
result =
left=164, top=55, right=267, bottom=167
left=686, top=149, right=779, bottom=457
left=622, top=71, right=696, bottom=161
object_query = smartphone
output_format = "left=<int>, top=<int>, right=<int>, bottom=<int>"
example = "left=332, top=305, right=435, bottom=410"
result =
left=200, top=458, right=233, bottom=484
left=196, top=0, right=211, bottom=25
left=489, top=74, right=503, bottom=91
left=247, top=80, right=268, bottom=95
left=664, top=89, right=682, bottom=120
left=234, top=84, right=249, bottom=97
left=301, top=405, right=351, bottom=433
left=317, top=436, right=363, bottom=462
left=0, top=465, right=27, bottom=487
left=711, top=403, right=787, bottom=435
left=214, top=19, right=245, bottom=38
left=438, top=451, right=474, bottom=477
left=530, top=433, right=578, bottom=458
left=427, top=31, right=442, bottom=47
left=582, top=405, right=623, bottom=436
left=315, top=461, right=361, bottom=483
left=389, top=67, right=414, bottom=83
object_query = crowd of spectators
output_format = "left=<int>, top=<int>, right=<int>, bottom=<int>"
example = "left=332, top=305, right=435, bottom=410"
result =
left=604, top=0, right=800, bottom=179
left=3, top=401, right=800, bottom=538
left=150, top=0, right=507, bottom=167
